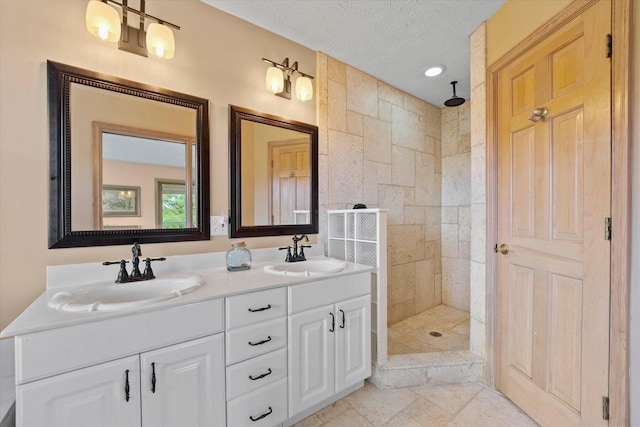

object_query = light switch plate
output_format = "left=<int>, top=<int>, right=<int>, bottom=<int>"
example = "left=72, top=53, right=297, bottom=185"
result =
left=210, top=216, right=227, bottom=236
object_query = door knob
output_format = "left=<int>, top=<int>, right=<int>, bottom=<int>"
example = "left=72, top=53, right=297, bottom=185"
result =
left=495, top=243, right=510, bottom=255
left=528, top=106, right=548, bottom=122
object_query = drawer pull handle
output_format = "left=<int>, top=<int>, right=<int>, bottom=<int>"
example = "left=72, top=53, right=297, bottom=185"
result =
left=151, top=362, right=157, bottom=393
left=248, top=336, right=272, bottom=346
left=248, top=304, right=272, bottom=313
left=340, top=309, right=345, bottom=328
left=249, top=406, right=273, bottom=422
left=329, top=312, right=335, bottom=332
left=249, top=368, right=272, bottom=381
left=124, top=369, right=131, bottom=402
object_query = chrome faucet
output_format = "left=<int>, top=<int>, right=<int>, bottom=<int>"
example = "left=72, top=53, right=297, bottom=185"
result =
left=279, top=234, right=311, bottom=262
left=103, top=242, right=166, bottom=283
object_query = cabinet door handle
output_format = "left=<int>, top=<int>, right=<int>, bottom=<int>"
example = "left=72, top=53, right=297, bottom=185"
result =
left=248, top=336, right=272, bottom=346
left=340, top=309, right=345, bottom=328
left=248, top=304, right=271, bottom=312
left=329, top=312, right=335, bottom=332
left=249, top=406, right=273, bottom=422
left=249, top=368, right=272, bottom=381
left=151, top=362, right=156, bottom=393
left=124, top=369, right=131, bottom=402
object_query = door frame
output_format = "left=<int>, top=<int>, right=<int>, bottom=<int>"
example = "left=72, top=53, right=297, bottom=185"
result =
left=485, top=1, right=632, bottom=425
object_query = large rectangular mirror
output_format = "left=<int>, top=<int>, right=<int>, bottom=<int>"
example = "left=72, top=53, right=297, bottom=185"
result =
left=48, top=61, right=210, bottom=248
left=229, top=106, right=318, bottom=237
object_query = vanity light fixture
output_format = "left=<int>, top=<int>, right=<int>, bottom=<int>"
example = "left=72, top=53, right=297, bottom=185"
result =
left=85, top=0, right=179, bottom=59
left=262, top=57, right=314, bottom=101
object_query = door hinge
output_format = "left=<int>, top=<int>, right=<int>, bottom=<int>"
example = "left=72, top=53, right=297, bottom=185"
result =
left=603, top=396, right=610, bottom=420
left=606, top=34, right=612, bottom=58
left=605, top=217, right=612, bottom=240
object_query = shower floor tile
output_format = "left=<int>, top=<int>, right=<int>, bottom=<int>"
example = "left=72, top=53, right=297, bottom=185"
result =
left=388, top=305, right=469, bottom=355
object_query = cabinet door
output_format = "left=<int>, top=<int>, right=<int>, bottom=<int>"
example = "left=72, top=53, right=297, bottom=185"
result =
left=288, top=304, right=335, bottom=417
left=141, top=334, right=225, bottom=427
left=17, top=356, right=140, bottom=427
left=335, top=295, right=371, bottom=393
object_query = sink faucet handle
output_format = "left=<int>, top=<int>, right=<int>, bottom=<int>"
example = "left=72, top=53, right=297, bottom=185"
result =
left=142, top=257, right=167, bottom=279
left=279, top=246, right=292, bottom=262
left=298, top=245, right=312, bottom=261
left=103, top=259, right=130, bottom=283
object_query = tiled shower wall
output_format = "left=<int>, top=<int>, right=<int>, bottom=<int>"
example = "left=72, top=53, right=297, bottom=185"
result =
left=441, top=104, right=472, bottom=311
left=317, top=53, right=442, bottom=325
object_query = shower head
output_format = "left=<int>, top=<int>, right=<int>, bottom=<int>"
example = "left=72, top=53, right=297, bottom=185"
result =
left=444, top=81, right=465, bottom=107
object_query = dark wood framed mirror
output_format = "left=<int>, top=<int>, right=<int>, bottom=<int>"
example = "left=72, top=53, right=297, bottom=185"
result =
left=229, top=105, right=318, bottom=238
left=48, top=61, right=210, bottom=248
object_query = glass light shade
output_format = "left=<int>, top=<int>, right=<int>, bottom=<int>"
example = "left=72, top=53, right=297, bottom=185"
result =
left=146, top=23, right=175, bottom=59
left=86, top=0, right=121, bottom=42
left=295, top=76, right=313, bottom=102
left=266, top=67, right=284, bottom=94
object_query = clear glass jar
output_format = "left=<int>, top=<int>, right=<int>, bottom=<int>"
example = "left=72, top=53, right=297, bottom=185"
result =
left=226, top=241, right=252, bottom=271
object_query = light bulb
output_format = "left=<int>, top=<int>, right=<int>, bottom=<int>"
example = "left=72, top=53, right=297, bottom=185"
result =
left=98, top=23, right=109, bottom=40
left=155, top=44, right=165, bottom=58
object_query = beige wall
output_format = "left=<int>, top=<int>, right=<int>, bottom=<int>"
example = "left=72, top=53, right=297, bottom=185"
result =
left=316, top=53, right=442, bottom=326
left=486, top=0, right=573, bottom=65
left=0, top=0, right=316, bottom=331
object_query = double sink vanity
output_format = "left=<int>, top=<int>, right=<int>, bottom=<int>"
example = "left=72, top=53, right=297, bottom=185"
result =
left=1, top=246, right=372, bottom=427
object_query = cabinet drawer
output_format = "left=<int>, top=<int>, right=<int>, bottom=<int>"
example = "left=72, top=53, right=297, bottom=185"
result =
left=288, top=272, right=370, bottom=314
left=226, top=348, right=286, bottom=401
left=227, top=378, right=287, bottom=427
left=226, top=318, right=286, bottom=365
left=226, top=288, right=286, bottom=330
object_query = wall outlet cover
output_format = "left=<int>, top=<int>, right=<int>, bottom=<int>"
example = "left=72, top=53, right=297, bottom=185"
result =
left=210, top=216, right=227, bottom=236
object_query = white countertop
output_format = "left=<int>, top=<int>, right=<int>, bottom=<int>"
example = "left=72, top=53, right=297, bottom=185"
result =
left=1, top=254, right=373, bottom=338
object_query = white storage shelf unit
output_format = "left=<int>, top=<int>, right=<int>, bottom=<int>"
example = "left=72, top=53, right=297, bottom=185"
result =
left=327, top=209, right=387, bottom=363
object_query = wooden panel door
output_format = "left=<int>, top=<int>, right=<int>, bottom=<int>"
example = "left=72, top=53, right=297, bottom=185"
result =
left=17, top=356, right=140, bottom=427
left=495, top=1, right=611, bottom=426
left=271, top=142, right=310, bottom=225
left=141, top=334, right=226, bottom=427
left=335, top=295, right=371, bottom=394
left=288, top=304, right=335, bottom=417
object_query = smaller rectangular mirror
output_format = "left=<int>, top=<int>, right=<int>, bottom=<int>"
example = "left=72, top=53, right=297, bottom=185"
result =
left=229, top=106, right=318, bottom=238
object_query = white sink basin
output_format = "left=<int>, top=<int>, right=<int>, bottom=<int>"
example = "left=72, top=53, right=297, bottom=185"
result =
left=264, top=259, right=347, bottom=277
left=48, top=274, right=204, bottom=312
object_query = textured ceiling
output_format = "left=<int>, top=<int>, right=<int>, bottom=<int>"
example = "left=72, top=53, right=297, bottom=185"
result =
left=202, top=0, right=504, bottom=107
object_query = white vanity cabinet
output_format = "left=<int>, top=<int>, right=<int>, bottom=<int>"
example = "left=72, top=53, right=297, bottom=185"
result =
left=6, top=260, right=373, bottom=427
left=14, top=299, right=226, bottom=427
left=287, top=273, right=371, bottom=419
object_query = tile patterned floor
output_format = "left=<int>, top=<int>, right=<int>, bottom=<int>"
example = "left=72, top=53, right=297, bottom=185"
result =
left=294, top=382, right=539, bottom=427
left=388, top=305, right=470, bottom=355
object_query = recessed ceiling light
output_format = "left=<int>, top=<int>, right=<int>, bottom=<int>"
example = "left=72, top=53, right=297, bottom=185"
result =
left=424, top=65, right=445, bottom=77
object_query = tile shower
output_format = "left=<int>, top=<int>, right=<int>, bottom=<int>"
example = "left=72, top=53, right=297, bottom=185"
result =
left=317, top=51, right=474, bottom=357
